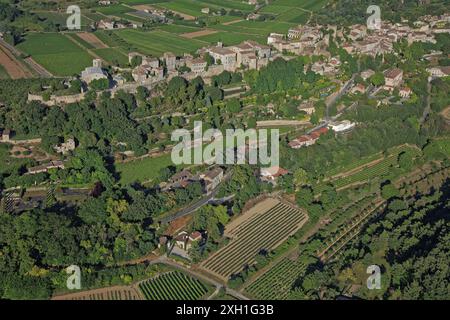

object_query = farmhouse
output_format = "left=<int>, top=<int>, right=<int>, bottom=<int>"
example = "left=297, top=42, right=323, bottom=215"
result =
left=260, top=166, right=289, bottom=184
left=174, top=231, right=203, bottom=251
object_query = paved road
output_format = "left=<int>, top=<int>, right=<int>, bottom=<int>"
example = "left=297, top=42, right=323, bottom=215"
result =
left=158, top=171, right=233, bottom=224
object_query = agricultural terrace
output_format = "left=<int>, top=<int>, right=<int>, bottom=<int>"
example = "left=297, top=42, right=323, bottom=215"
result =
left=260, top=0, right=329, bottom=23
left=155, top=0, right=252, bottom=18
left=17, top=33, right=94, bottom=76
left=114, top=29, right=207, bottom=56
left=139, top=271, right=209, bottom=300
left=52, top=286, right=141, bottom=300
left=314, top=144, right=422, bottom=194
left=201, top=198, right=308, bottom=281
left=246, top=258, right=307, bottom=300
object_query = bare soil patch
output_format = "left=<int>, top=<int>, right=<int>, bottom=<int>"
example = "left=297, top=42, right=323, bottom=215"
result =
left=0, top=44, right=31, bottom=79
left=181, top=29, right=218, bottom=39
left=77, top=32, right=108, bottom=49
left=223, top=19, right=244, bottom=25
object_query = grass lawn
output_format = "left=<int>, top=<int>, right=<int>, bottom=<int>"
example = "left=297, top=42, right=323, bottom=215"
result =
left=17, top=33, right=93, bottom=76
left=115, top=29, right=207, bottom=56
left=116, top=153, right=174, bottom=185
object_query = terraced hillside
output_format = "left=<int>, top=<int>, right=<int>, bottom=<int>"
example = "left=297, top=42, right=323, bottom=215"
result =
left=246, top=257, right=307, bottom=300
left=201, top=198, right=308, bottom=281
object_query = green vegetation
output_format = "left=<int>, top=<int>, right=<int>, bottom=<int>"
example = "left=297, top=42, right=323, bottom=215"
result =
left=246, top=258, right=307, bottom=300
left=116, top=153, right=174, bottom=185
left=93, top=47, right=129, bottom=67
left=17, top=33, right=94, bottom=76
left=115, top=29, right=207, bottom=56
left=139, top=272, right=209, bottom=300
left=0, top=65, right=10, bottom=79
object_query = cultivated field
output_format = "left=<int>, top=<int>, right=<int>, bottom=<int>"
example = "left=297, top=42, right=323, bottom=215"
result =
left=181, top=29, right=218, bottom=39
left=17, top=33, right=94, bottom=76
left=201, top=198, right=308, bottom=281
left=77, top=32, right=108, bottom=49
left=115, top=29, right=207, bottom=56
left=246, top=257, right=307, bottom=300
left=0, top=45, right=31, bottom=79
left=52, top=285, right=142, bottom=300
left=139, top=271, right=209, bottom=300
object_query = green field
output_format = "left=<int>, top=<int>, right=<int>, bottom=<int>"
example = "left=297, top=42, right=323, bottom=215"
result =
left=195, top=31, right=265, bottom=46
left=17, top=33, right=93, bottom=76
left=93, top=47, right=129, bottom=66
left=115, top=29, right=207, bottom=56
left=212, top=20, right=296, bottom=35
left=275, top=8, right=310, bottom=23
left=94, top=4, right=133, bottom=15
left=157, top=24, right=201, bottom=34
left=116, top=153, right=175, bottom=184
left=139, top=271, right=209, bottom=300
left=260, top=0, right=328, bottom=23
left=156, top=0, right=209, bottom=17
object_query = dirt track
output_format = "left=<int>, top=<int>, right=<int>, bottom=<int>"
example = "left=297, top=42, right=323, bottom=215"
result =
left=0, top=44, right=32, bottom=79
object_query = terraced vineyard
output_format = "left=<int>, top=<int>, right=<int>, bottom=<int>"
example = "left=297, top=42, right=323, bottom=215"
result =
left=315, top=145, right=422, bottom=193
left=201, top=199, right=307, bottom=280
left=318, top=199, right=386, bottom=262
left=246, top=258, right=307, bottom=300
left=139, top=272, right=208, bottom=300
